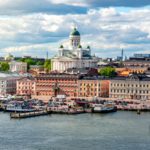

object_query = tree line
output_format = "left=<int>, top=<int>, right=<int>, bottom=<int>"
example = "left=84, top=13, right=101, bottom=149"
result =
left=0, top=58, right=52, bottom=72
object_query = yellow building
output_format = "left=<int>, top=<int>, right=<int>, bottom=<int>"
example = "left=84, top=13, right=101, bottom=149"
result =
left=116, top=67, right=147, bottom=77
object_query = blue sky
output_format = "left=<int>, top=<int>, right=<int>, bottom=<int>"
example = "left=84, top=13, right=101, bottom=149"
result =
left=0, top=0, right=150, bottom=58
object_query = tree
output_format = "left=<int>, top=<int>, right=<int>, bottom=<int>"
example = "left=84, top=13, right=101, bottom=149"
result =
left=98, top=66, right=116, bottom=77
left=36, top=61, right=44, bottom=66
left=0, top=62, right=9, bottom=71
left=44, top=59, right=51, bottom=72
left=24, top=58, right=36, bottom=66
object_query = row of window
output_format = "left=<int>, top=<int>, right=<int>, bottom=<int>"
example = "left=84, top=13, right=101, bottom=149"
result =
left=18, top=87, right=34, bottom=90
left=112, top=83, right=149, bottom=88
left=80, top=88, right=100, bottom=91
left=111, top=89, right=149, bottom=94
left=18, top=82, right=34, bottom=85
left=79, top=93, right=100, bottom=96
left=80, top=83, right=100, bottom=86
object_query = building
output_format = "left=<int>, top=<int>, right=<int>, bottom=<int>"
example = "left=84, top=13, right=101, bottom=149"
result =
left=133, top=53, right=150, bottom=58
left=109, top=75, right=150, bottom=100
left=16, top=77, right=36, bottom=96
left=64, top=67, right=98, bottom=76
left=0, top=73, right=22, bottom=95
left=51, top=28, right=98, bottom=72
left=123, top=60, right=150, bottom=68
left=78, top=76, right=109, bottom=98
left=9, top=61, right=27, bottom=73
left=31, top=74, right=110, bottom=101
left=33, top=74, right=80, bottom=101
left=29, top=65, right=45, bottom=75
left=124, top=53, right=150, bottom=68
left=115, top=68, right=131, bottom=77
left=116, top=67, right=147, bottom=77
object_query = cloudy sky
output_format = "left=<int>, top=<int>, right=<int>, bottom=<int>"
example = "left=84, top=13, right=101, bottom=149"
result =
left=0, top=0, right=150, bottom=58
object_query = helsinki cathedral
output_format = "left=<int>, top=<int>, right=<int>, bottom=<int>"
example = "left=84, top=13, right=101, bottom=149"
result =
left=51, top=27, right=98, bottom=72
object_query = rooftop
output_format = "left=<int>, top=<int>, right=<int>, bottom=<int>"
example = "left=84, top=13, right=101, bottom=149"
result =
left=0, top=72, right=22, bottom=80
left=0, top=72, right=30, bottom=80
left=36, top=73, right=81, bottom=79
left=111, top=74, right=150, bottom=81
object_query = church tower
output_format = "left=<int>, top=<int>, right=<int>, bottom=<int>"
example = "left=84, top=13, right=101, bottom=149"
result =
left=69, top=28, right=80, bottom=49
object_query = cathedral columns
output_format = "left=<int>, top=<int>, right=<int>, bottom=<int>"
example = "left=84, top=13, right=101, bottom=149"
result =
left=56, top=62, right=58, bottom=70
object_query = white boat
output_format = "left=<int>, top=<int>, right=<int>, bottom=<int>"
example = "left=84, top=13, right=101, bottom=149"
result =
left=92, top=103, right=117, bottom=113
left=5, top=104, right=35, bottom=113
left=0, top=95, right=10, bottom=101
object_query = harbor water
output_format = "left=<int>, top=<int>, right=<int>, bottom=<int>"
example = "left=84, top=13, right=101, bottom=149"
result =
left=0, top=111, right=150, bottom=150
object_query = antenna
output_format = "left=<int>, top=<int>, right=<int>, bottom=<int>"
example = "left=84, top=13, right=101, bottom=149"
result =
left=121, top=49, right=124, bottom=61
left=46, top=51, right=49, bottom=60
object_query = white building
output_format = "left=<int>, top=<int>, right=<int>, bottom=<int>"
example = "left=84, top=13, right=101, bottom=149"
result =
left=110, top=75, right=150, bottom=100
left=51, top=28, right=98, bottom=72
left=9, top=61, right=27, bottom=73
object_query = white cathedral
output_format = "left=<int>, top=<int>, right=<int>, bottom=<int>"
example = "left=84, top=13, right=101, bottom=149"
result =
left=51, top=28, right=98, bottom=72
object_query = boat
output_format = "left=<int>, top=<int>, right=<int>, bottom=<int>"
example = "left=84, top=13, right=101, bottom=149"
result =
left=0, top=95, right=11, bottom=101
left=4, top=103, right=35, bottom=113
left=92, top=103, right=117, bottom=113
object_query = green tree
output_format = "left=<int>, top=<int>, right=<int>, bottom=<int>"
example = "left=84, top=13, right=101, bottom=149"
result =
left=98, top=66, right=116, bottom=77
left=0, top=62, right=9, bottom=71
left=44, top=59, right=51, bottom=73
left=24, top=58, right=36, bottom=66
left=36, top=61, right=44, bottom=66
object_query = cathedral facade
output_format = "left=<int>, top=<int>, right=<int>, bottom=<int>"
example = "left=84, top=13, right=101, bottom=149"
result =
left=51, top=28, right=98, bottom=72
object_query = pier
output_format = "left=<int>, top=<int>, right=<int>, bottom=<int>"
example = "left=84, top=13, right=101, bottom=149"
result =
left=10, top=110, right=51, bottom=119
left=47, top=107, right=85, bottom=115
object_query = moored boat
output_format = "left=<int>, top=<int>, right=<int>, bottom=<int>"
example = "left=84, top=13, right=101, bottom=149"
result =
left=4, top=101, right=36, bottom=113
left=92, top=103, right=117, bottom=113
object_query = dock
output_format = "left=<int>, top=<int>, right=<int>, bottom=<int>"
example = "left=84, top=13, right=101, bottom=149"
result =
left=47, top=107, right=85, bottom=114
left=50, top=109, right=85, bottom=114
left=10, top=110, right=51, bottom=119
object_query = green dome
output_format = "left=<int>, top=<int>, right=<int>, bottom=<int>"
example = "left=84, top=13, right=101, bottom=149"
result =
left=87, top=45, right=90, bottom=49
left=59, top=45, right=64, bottom=48
left=70, top=28, right=80, bottom=36
left=78, top=45, right=82, bottom=48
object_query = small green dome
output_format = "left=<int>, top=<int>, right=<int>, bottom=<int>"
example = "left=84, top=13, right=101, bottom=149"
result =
left=87, top=45, right=90, bottom=49
left=70, top=28, right=80, bottom=36
left=59, top=45, right=64, bottom=48
left=78, top=45, right=82, bottom=48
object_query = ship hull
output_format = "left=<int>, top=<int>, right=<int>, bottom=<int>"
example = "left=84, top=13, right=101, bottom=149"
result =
left=92, top=106, right=117, bottom=113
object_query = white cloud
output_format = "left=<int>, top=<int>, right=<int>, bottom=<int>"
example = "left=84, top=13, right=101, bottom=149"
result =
left=0, top=7, right=150, bottom=58
left=50, top=0, right=87, bottom=7
left=99, top=7, right=117, bottom=17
